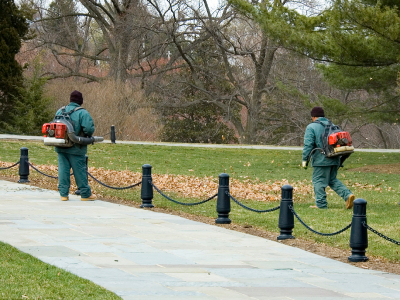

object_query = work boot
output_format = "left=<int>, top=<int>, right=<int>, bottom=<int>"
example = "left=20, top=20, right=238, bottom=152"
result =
left=81, top=194, right=96, bottom=201
left=61, top=196, right=69, bottom=201
left=346, top=194, right=355, bottom=209
left=310, top=205, right=327, bottom=209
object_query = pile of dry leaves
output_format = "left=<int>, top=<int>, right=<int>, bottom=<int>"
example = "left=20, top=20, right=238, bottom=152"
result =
left=0, top=161, right=315, bottom=201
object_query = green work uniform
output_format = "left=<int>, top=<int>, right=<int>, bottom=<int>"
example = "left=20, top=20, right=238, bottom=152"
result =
left=54, top=103, right=95, bottom=198
left=302, top=117, right=352, bottom=208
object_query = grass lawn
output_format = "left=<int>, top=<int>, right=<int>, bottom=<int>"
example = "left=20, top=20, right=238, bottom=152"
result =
left=1, top=140, right=400, bottom=266
left=0, top=241, right=121, bottom=299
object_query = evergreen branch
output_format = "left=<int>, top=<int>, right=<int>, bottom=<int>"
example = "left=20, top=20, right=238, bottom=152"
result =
left=284, top=44, right=398, bottom=67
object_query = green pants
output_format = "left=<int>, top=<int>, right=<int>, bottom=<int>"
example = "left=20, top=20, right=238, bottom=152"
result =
left=58, top=153, right=91, bottom=198
left=312, top=165, right=352, bottom=209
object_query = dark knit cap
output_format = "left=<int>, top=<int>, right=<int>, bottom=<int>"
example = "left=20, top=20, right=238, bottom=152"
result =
left=70, top=90, right=83, bottom=105
left=311, top=106, right=324, bottom=117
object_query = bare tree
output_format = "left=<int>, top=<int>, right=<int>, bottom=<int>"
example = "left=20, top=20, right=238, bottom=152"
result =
left=27, top=0, right=391, bottom=147
left=77, top=0, right=153, bottom=81
left=28, top=0, right=155, bottom=82
left=141, top=0, right=323, bottom=144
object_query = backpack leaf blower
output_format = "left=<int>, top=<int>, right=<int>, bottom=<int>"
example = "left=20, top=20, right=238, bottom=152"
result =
left=42, top=106, right=103, bottom=147
left=306, top=120, right=354, bottom=168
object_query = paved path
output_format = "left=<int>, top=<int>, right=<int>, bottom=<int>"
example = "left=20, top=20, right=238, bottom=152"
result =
left=1, top=180, right=400, bottom=299
left=2, top=134, right=400, bottom=152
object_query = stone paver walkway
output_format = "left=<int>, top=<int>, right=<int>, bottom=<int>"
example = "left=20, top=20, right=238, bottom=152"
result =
left=0, top=179, right=400, bottom=299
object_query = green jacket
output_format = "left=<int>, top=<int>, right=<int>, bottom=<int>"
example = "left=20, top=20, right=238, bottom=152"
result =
left=302, top=117, right=340, bottom=167
left=54, top=103, right=95, bottom=156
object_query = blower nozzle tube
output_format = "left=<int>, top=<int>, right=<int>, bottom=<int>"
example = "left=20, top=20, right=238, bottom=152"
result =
left=68, top=133, right=104, bottom=145
left=60, top=119, right=103, bottom=145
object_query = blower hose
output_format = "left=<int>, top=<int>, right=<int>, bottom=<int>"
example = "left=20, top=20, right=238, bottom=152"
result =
left=56, top=119, right=103, bottom=145
left=68, top=133, right=104, bottom=145
left=305, top=148, right=324, bottom=167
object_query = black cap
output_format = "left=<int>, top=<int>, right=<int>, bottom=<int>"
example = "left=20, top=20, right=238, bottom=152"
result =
left=70, top=90, right=83, bottom=105
left=311, top=106, right=324, bottom=117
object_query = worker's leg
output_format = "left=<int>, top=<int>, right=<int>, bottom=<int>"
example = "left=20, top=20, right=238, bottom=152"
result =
left=328, top=166, right=353, bottom=201
left=312, top=166, right=330, bottom=209
left=69, top=154, right=91, bottom=198
left=58, top=153, right=71, bottom=197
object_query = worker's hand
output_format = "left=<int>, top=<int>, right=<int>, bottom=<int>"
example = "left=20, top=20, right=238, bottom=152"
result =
left=301, top=161, right=307, bottom=169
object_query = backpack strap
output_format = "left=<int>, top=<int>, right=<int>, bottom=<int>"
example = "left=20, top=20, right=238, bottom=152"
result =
left=59, top=106, right=84, bottom=117
left=313, top=120, right=332, bottom=127
left=66, top=106, right=85, bottom=116
left=54, top=106, right=86, bottom=129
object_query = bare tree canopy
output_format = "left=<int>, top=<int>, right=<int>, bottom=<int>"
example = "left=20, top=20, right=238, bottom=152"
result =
left=19, top=0, right=400, bottom=147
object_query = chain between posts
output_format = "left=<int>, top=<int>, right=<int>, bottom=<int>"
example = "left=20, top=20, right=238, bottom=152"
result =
left=0, top=161, right=19, bottom=170
left=28, top=163, right=58, bottom=179
left=87, top=172, right=141, bottom=190
left=289, top=205, right=352, bottom=236
left=28, top=163, right=75, bottom=179
left=151, top=182, right=217, bottom=206
left=362, top=222, right=400, bottom=245
left=27, top=160, right=142, bottom=190
left=227, top=192, right=280, bottom=213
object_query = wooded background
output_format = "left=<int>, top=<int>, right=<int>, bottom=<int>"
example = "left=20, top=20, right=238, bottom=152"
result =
left=2, top=0, right=400, bottom=148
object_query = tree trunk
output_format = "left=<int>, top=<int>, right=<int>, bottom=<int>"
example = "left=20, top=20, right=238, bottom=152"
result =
left=245, top=35, right=277, bottom=144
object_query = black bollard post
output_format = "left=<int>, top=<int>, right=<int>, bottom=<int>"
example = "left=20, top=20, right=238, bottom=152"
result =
left=75, top=155, right=88, bottom=195
left=110, top=125, right=116, bottom=144
left=277, top=185, right=295, bottom=240
left=348, top=198, right=369, bottom=262
left=215, top=173, right=231, bottom=224
left=140, top=164, right=154, bottom=208
left=18, top=147, right=30, bottom=183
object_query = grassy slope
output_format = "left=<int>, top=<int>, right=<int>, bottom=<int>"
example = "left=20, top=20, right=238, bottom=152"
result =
left=0, top=242, right=121, bottom=299
left=1, top=140, right=400, bottom=263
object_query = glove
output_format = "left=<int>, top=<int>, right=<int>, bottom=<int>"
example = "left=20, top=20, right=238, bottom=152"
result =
left=301, top=161, right=307, bottom=169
